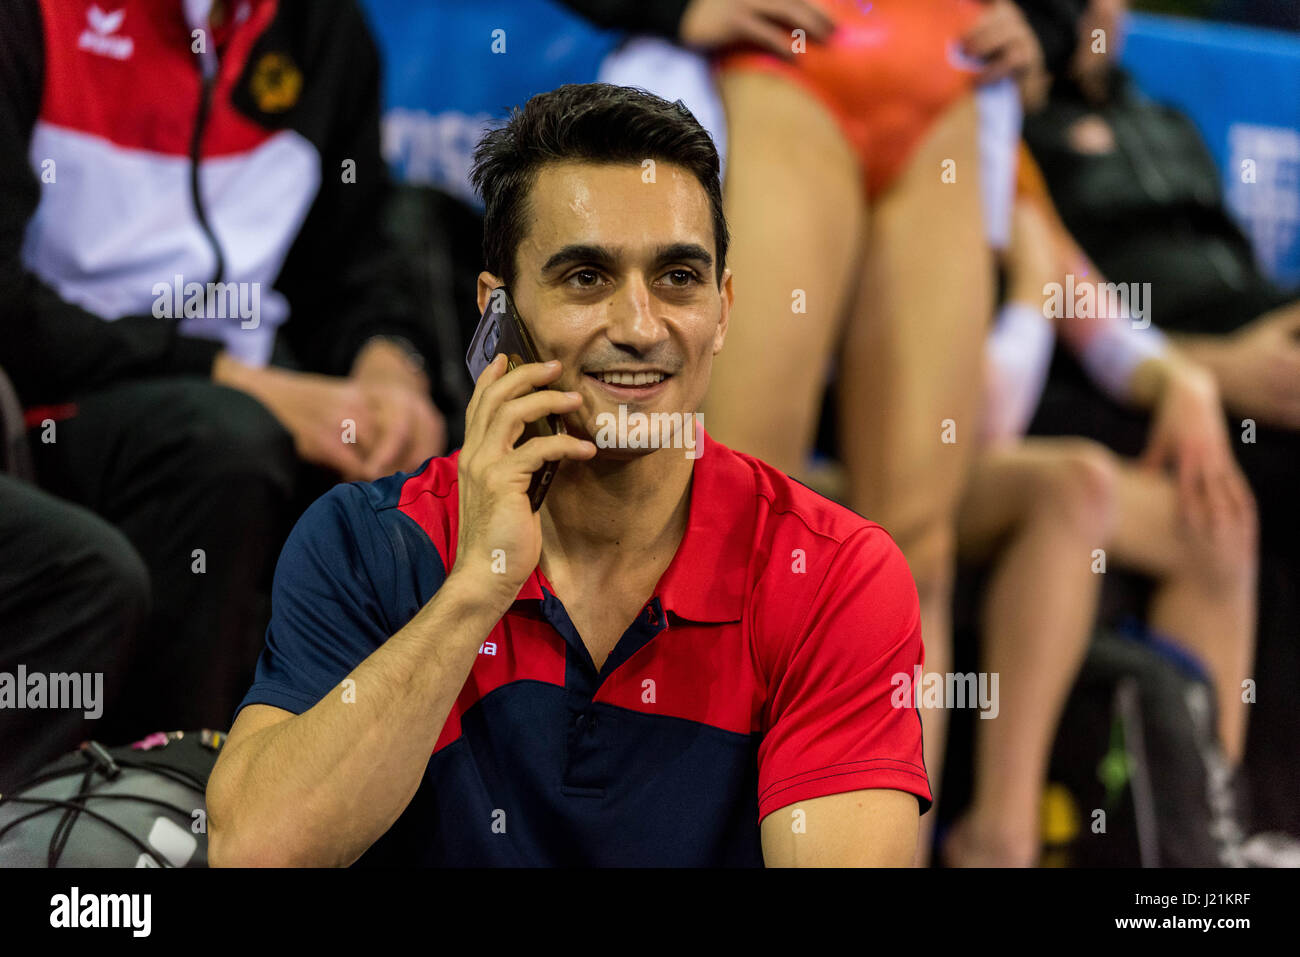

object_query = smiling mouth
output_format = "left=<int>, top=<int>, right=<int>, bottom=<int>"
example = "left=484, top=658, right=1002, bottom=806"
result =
left=584, top=371, right=671, bottom=387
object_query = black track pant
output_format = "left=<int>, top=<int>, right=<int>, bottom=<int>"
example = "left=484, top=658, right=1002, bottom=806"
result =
left=25, top=377, right=313, bottom=747
left=0, top=473, right=149, bottom=791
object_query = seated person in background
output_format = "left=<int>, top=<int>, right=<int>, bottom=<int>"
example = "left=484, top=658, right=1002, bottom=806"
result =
left=1025, top=0, right=1300, bottom=448
left=1022, top=0, right=1300, bottom=838
left=948, top=161, right=1257, bottom=866
left=701, top=0, right=1084, bottom=866
left=0, top=471, right=148, bottom=791
left=207, top=83, right=930, bottom=867
left=0, top=0, right=449, bottom=743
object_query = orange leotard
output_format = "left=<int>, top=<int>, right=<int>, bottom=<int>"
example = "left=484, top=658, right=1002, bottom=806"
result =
left=714, top=0, right=986, bottom=200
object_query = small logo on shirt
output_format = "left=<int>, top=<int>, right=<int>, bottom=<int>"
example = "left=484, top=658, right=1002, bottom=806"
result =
left=78, top=5, right=134, bottom=61
left=478, top=641, right=498, bottom=657
left=249, top=52, right=303, bottom=113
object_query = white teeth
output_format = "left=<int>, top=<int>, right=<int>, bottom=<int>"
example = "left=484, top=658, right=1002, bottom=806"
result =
left=596, top=371, right=664, bottom=386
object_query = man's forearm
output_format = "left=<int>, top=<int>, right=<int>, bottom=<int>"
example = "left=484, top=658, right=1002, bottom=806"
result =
left=208, top=572, right=508, bottom=867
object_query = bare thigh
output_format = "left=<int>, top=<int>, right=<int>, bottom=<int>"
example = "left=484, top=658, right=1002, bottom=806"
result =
left=838, top=91, right=992, bottom=548
left=702, top=68, right=865, bottom=475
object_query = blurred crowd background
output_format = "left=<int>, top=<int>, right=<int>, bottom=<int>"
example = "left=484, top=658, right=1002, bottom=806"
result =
left=1, top=0, right=1296, bottom=866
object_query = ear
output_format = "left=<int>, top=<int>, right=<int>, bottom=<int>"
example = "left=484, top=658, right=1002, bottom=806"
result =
left=713, top=267, right=734, bottom=356
left=476, top=271, right=504, bottom=316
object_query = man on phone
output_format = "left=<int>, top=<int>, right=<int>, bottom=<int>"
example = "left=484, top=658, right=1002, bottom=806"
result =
left=207, top=83, right=929, bottom=867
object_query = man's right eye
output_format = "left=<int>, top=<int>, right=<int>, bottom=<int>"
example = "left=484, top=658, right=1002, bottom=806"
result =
left=567, top=269, right=603, bottom=287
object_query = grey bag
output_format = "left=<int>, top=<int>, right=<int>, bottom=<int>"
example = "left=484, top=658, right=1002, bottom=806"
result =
left=0, top=730, right=223, bottom=867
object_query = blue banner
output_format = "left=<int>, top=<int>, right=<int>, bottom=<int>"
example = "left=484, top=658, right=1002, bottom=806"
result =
left=358, top=0, right=623, bottom=205
left=1122, top=13, right=1300, bottom=284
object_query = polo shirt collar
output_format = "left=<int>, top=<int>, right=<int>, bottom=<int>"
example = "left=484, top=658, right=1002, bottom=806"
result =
left=513, top=425, right=753, bottom=623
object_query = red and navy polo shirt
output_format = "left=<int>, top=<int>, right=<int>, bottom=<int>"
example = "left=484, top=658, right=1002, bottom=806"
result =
left=236, top=427, right=931, bottom=866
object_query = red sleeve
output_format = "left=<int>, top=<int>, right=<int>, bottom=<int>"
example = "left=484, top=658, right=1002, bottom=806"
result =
left=756, top=525, right=931, bottom=821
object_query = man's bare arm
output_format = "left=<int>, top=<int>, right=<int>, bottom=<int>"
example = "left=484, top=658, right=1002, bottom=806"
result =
left=207, top=353, right=596, bottom=868
left=761, top=789, right=920, bottom=867
left=205, top=571, right=507, bottom=867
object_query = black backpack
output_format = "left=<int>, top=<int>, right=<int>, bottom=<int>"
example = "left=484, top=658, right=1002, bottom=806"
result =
left=1041, top=629, right=1247, bottom=867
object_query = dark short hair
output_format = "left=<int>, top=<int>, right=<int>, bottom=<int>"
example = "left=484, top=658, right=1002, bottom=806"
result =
left=469, top=83, right=728, bottom=290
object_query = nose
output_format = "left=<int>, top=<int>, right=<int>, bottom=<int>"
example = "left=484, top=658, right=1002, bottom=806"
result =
left=604, top=274, right=670, bottom=355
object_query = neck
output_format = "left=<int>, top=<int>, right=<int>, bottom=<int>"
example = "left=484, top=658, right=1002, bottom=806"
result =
left=538, top=446, right=695, bottom=582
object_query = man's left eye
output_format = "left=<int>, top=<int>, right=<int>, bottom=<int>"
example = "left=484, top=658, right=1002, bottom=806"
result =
left=664, top=269, right=701, bottom=286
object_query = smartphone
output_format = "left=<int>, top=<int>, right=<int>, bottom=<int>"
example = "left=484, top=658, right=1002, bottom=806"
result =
left=465, top=287, right=568, bottom=511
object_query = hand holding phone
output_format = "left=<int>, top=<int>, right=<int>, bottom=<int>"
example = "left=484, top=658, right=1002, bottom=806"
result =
left=465, top=287, right=570, bottom=510
left=452, top=352, right=594, bottom=608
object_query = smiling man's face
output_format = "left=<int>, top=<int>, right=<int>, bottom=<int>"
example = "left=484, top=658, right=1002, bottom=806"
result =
left=477, top=160, right=733, bottom=454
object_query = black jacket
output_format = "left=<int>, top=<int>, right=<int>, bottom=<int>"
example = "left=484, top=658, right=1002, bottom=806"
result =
left=1024, top=67, right=1294, bottom=335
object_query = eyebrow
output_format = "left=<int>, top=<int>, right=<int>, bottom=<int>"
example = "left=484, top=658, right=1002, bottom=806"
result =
left=540, top=242, right=714, bottom=277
